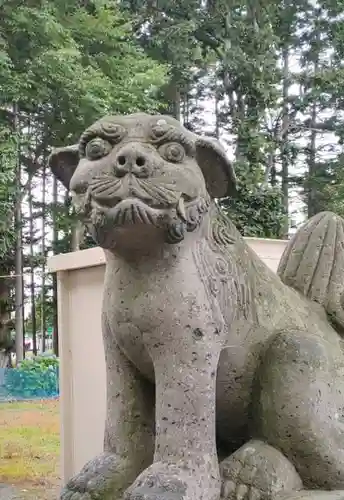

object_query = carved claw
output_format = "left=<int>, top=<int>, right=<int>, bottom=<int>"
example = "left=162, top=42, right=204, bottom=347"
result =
left=221, top=479, right=266, bottom=500
left=59, top=452, right=134, bottom=500
left=124, top=468, right=188, bottom=500
left=220, top=440, right=302, bottom=500
left=124, top=462, right=220, bottom=500
left=60, top=491, right=92, bottom=500
left=124, top=478, right=187, bottom=500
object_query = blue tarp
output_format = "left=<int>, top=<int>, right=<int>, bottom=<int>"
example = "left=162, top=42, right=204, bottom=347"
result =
left=0, top=366, right=59, bottom=402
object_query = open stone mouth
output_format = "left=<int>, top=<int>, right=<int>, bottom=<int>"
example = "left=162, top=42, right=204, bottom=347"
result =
left=75, top=187, right=210, bottom=244
left=89, top=195, right=191, bottom=228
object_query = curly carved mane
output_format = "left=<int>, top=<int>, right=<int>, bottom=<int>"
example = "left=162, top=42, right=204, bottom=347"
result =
left=192, top=203, right=309, bottom=332
left=192, top=204, right=257, bottom=329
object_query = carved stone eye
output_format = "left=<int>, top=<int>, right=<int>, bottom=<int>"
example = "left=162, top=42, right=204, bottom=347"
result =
left=100, top=122, right=126, bottom=141
left=159, top=142, right=185, bottom=163
left=85, top=138, right=112, bottom=160
left=151, top=122, right=170, bottom=140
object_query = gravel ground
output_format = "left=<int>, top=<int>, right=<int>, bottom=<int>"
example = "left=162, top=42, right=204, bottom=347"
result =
left=0, top=484, right=20, bottom=500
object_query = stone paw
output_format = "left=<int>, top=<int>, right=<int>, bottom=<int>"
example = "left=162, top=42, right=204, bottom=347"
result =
left=60, top=491, right=92, bottom=500
left=124, top=461, right=220, bottom=500
left=59, top=452, right=135, bottom=500
left=220, top=440, right=302, bottom=500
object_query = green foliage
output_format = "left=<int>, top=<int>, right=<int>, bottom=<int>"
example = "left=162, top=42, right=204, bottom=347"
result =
left=1, top=0, right=168, bottom=141
left=4, top=355, right=59, bottom=399
left=0, top=127, right=16, bottom=258
left=0, top=126, right=17, bottom=354
left=25, top=292, right=54, bottom=336
left=318, top=155, right=344, bottom=218
left=221, top=185, right=286, bottom=239
left=121, top=0, right=287, bottom=235
left=0, top=0, right=169, bottom=355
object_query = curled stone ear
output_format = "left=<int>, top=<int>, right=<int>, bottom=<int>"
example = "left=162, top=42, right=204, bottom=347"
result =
left=195, top=137, right=237, bottom=199
left=48, top=144, right=80, bottom=190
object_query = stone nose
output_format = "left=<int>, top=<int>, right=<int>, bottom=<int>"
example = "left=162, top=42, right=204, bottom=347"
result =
left=113, top=144, right=150, bottom=178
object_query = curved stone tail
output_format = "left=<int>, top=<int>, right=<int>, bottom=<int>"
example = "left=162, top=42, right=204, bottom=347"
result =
left=277, top=211, right=344, bottom=331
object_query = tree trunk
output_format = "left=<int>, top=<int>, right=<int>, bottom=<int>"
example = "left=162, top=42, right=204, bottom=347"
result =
left=14, top=103, right=24, bottom=365
left=52, top=177, right=59, bottom=356
left=281, top=45, right=290, bottom=238
left=215, top=78, right=220, bottom=139
left=234, top=94, right=246, bottom=164
left=41, top=161, right=47, bottom=352
left=164, top=79, right=181, bottom=121
left=307, top=22, right=320, bottom=219
left=307, top=99, right=318, bottom=218
left=172, top=83, right=181, bottom=122
left=263, top=142, right=277, bottom=186
left=0, top=275, right=14, bottom=368
left=71, top=221, right=84, bottom=251
left=28, top=174, right=37, bottom=355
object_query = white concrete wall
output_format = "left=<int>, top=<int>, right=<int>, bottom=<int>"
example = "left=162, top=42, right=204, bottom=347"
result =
left=48, top=238, right=287, bottom=484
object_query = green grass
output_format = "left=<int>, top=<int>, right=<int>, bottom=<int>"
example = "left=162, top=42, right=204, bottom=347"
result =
left=0, top=400, right=60, bottom=499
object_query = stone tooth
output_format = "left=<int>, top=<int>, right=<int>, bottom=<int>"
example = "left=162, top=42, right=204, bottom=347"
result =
left=176, top=197, right=187, bottom=222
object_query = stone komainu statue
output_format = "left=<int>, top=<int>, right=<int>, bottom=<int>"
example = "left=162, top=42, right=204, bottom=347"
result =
left=49, top=114, right=344, bottom=500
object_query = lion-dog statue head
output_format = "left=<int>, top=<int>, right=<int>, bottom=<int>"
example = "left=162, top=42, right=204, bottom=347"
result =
left=48, top=113, right=236, bottom=250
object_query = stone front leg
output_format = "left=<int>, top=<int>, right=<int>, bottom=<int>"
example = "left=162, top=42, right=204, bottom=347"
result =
left=124, top=332, right=221, bottom=500
left=60, top=316, right=155, bottom=500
